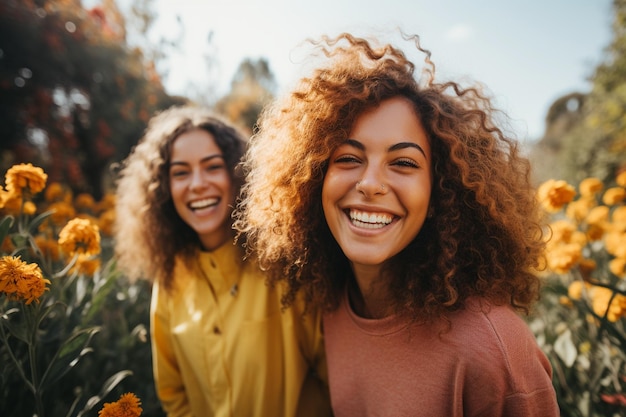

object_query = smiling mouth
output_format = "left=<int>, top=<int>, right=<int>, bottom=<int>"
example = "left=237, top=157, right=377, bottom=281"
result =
left=348, top=209, right=393, bottom=229
left=189, top=197, right=219, bottom=210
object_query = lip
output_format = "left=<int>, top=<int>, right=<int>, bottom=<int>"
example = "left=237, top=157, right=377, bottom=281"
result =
left=188, top=197, right=220, bottom=210
left=343, top=205, right=398, bottom=231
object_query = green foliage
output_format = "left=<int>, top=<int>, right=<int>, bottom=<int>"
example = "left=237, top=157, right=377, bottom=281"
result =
left=0, top=189, right=164, bottom=416
left=0, top=0, right=185, bottom=199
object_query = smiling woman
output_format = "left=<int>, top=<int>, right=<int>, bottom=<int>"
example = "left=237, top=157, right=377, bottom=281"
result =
left=113, top=105, right=332, bottom=417
left=234, top=32, right=560, bottom=416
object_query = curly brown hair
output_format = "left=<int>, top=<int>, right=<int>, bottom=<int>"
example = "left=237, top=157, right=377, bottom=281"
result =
left=114, top=105, right=247, bottom=290
left=233, top=32, right=546, bottom=323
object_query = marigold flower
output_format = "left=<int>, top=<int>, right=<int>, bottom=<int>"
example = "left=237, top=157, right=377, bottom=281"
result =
left=74, top=193, right=96, bottom=212
left=98, top=209, right=115, bottom=237
left=547, top=220, right=577, bottom=245
left=95, top=193, right=116, bottom=214
left=537, top=179, right=577, bottom=213
left=48, top=201, right=77, bottom=226
left=586, top=205, right=610, bottom=225
left=565, top=196, right=596, bottom=222
left=609, top=257, right=626, bottom=277
left=44, top=181, right=65, bottom=202
left=58, top=218, right=101, bottom=256
left=579, top=177, right=604, bottom=197
left=605, top=231, right=626, bottom=259
left=0, top=191, right=23, bottom=216
left=613, top=206, right=626, bottom=224
left=603, top=187, right=626, bottom=205
left=33, top=235, right=61, bottom=262
left=568, top=280, right=588, bottom=300
left=616, top=171, right=626, bottom=187
left=546, top=242, right=583, bottom=274
left=98, top=392, right=142, bottom=417
left=589, top=286, right=626, bottom=322
left=5, top=163, right=47, bottom=195
left=72, top=254, right=101, bottom=276
left=0, top=255, right=50, bottom=304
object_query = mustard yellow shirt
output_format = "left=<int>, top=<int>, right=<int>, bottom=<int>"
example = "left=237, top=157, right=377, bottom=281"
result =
left=150, top=241, right=332, bottom=417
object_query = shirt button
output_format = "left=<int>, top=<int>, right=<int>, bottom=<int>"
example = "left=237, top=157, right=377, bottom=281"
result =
left=213, top=326, right=221, bottom=335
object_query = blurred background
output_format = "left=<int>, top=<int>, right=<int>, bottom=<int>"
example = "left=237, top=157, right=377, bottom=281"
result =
left=1, top=0, right=624, bottom=201
left=2, top=1, right=626, bottom=416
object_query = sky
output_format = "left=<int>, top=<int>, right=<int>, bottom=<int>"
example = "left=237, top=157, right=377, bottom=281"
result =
left=123, top=0, right=614, bottom=141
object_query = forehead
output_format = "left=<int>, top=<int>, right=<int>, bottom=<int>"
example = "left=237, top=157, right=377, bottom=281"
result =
left=348, top=97, right=431, bottom=158
left=170, top=129, right=221, bottom=159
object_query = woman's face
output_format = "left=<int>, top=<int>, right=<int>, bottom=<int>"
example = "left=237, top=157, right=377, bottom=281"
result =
left=169, top=129, right=235, bottom=250
left=322, top=96, right=433, bottom=269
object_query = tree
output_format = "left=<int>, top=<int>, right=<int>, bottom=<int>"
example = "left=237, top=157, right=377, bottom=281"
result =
left=0, top=0, right=185, bottom=199
left=214, top=57, right=276, bottom=134
left=531, top=0, right=626, bottom=185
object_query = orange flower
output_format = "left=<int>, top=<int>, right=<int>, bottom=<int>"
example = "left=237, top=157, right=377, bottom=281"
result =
left=616, top=171, right=626, bottom=187
left=603, top=187, right=626, bottom=205
left=58, top=218, right=101, bottom=257
left=74, top=193, right=96, bottom=212
left=0, top=255, right=50, bottom=304
left=565, top=196, right=596, bottom=222
left=44, top=181, right=65, bottom=202
left=537, top=179, right=576, bottom=213
left=5, top=163, right=47, bottom=196
left=609, top=258, right=626, bottom=277
left=579, top=177, right=604, bottom=197
left=546, top=242, right=583, bottom=274
left=98, top=393, right=142, bottom=417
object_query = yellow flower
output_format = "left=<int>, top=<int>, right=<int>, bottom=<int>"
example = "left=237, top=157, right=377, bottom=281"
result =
left=588, top=285, right=626, bottom=322
left=586, top=205, right=609, bottom=226
left=616, top=170, right=626, bottom=187
left=565, top=196, right=596, bottom=222
left=609, top=258, right=626, bottom=277
left=0, top=191, right=23, bottom=216
left=98, top=209, right=116, bottom=237
left=0, top=255, right=50, bottom=304
left=602, top=187, right=626, bottom=205
left=547, top=220, right=577, bottom=244
left=74, top=193, right=96, bottom=212
left=546, top=242, right=583, bottom=274
left=47, top=201, right=77, bottom=226
left=58, top=218, right=101, bottom=257
left=5, top=163, right=47, bottom=196
left=568, top=280, right=588, bottom=300
left=579, top=177, right=604, bottom=197
left=98, top=392, right=142, bottom=417
left=613, top=206, right=626, bottom=224
left=578, top=258, right=597, bottom=277
left=23, top=201, right=36, bottom=216
left=537, top=179, right=576, bottom=213
left=44, top=181, right=65, bottom=202
left=605, top=231, right=626, bottom=259
left=33, top=235, right=61, bottom=262
left=72, top=254, right=101, bottom=276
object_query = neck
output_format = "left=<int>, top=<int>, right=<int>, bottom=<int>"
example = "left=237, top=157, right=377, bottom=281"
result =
left=348, top=265, right=393, bottom=319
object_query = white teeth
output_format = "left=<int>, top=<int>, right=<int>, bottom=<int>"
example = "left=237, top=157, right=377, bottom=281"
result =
left=349, top=209, right=392, bottom=229
left=189, top=198, right=218, bottom=209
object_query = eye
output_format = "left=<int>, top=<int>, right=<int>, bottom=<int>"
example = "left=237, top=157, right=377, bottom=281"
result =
left=170, top=168, right=189, bottom=178
left=392, top=158, right=420, bottom=169
left=333, top=154, right=361, bottom=165
left=206, top=162, right=226, bottom=172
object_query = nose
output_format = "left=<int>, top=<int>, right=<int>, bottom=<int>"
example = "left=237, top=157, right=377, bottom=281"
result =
left=355, top=166, right=388, bottom=197
left=189, top=169, right=208, bottom=191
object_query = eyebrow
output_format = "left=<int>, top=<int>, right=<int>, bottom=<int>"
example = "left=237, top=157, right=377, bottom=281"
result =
left=169, top=154, right=224, bottom=167
left=344, top=138, right=428, bottom=160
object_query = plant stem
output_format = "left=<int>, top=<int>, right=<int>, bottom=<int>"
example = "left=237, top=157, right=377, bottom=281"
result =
left=26, top=303, right=45, bottom=417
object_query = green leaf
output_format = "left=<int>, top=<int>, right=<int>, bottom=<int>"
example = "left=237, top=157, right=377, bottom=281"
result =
left=76, top=370, right=133, bottom=417
left=26, top=210, right=54, bottom=236
left=0, top=215, right=15, bottom=248
left=0, top=307, right=29, bottom=343
left=39, top=326, right=101, bottom=390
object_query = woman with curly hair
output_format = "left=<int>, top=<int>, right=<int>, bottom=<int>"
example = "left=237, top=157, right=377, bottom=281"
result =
left=113, top=105, right=331, bottom=417
left=234, top=33, right=559, bottom=416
